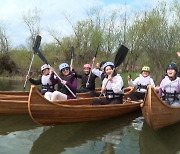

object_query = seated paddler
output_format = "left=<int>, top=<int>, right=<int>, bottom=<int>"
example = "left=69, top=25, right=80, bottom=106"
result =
left=92, top=61, right=124, bottom=105
left=44, top=63, right=77, bottom=101
left=26, top=64, right=55, bottom=95
left=128, top=66, right=155, bottom=101
left=158, top=62, right=180, bottom=106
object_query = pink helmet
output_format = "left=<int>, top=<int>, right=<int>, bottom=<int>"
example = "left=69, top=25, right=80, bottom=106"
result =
left=83, top=64, right=91, bottom=69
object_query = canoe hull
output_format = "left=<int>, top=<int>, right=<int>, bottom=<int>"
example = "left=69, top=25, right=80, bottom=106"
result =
left=0, top=100, right=27, bottom=114
left=28, top=86, right=140, bottom=125
left=141, top=86, right=180, bottom=130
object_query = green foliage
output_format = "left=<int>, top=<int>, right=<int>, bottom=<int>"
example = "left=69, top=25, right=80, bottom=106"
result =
left=2, top=0, right=180, bottom=83
left=0, top=53, right=18, bottom=75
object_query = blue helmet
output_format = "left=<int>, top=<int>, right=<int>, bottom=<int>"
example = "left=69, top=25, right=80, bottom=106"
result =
left=103, top=62, right=114, bottom=70
left=59, top=63, right=70, bottom=71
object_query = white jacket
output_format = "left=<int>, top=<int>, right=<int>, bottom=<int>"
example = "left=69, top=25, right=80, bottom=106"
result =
left=102, top=74, right=124, bottom=94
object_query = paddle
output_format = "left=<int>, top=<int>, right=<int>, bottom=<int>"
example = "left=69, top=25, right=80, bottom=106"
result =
left=99, top=45, right=129, bottom=98
left=33, top=38, right=76, bottom=98
left=85, top=45, right=99, bottom=88
left=23, top=35, right=42, bottom=90
left=70, top=46, right=75, bottom=71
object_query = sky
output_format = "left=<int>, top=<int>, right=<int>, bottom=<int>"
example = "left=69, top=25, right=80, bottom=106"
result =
left=0, top=0, right=172, bottom=47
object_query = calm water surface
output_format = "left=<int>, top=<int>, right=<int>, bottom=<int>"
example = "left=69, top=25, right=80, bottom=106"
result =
left=0, top=79, right=180, bottom=154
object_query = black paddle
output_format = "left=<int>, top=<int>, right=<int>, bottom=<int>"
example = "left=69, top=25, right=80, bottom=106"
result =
left=70, top=46, right=75, bottom=71
left=114, top=45, right=129, bottom=68
left=33, top=38, right=76, bottom=98
left=99, top=45, right=129, bottom=98
left=23, top=35, right=42, bottom=90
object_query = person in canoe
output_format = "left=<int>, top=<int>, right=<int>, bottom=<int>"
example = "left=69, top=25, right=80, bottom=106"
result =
left=128, top=66, right=155, bottom=101
left=92, top=62, right=124, bottom=105
left=92, top=58, right=107, bottom=81
left=76, top=63, right=98, bottom=96
left=158, top=62, right=180, bottom=106
left=176, top=52, right=180, bottom=77
left=44, top=63, right=77, bottom=101
left=26, top=64, right=55, bottom=95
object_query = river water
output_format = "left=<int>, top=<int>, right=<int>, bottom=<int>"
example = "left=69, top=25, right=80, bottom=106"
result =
left=0, top=79, right=179, bottom=154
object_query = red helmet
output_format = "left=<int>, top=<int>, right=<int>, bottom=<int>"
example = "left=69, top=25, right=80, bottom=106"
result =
left=83, top=64, right=91, bottom=69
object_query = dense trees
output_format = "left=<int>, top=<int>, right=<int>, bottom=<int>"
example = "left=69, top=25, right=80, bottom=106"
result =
left=0, top=1, right=179, bottom=83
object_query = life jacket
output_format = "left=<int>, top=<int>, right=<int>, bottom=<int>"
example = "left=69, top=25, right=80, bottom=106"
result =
left=162, top=90, right=179, bottom=102
left=136, top=75, right=151, bottom=92
left=57, top=72, right=76, bottom=95
left=106, top=90, right=124, bottom=100
left=41, top=74, right=55, bottom=94
left=161, top=76, right=180, bottom=102
left=81, top=73, right=96, bottom=90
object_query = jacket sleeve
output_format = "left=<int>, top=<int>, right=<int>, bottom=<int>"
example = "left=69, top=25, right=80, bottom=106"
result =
left=112, top=75, right=124, bottom=94
left=158, top=80, right=164, bottom=96
left=49, top=72, right=58, bottom=85
left=29, top=77, right=41, bottom=85
left=128, top=77, right=139, bottom=86
left=66, top=77, right=77, bottom=92
left=150, top=78, right=155, bottom=88
left=92, top=68, right=102, bottom=79
left=76, top=73, right=82, bottom=79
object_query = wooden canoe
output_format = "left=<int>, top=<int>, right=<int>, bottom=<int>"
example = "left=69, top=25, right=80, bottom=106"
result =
left=141, top=85, right=180, bottom=130
left=28, top=85, right=140, bottom=125
left=0, top=86, right=134, bottom=115
left=0, top=86, right=133, bottom=100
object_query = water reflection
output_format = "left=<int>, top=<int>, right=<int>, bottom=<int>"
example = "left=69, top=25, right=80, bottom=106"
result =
left=0, top=115, right=38, bottom=135
left=140, top=122, right=180, bottom=154
left=30, top=112, right=141, bottom=154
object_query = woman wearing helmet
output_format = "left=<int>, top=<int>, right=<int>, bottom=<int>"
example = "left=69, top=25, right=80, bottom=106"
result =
left=26, top=64, right=55, bottom=95
left=76, top=63, right=98, bottom=96
left=158, top=62, right=180, bottom=106
left=93, top=61, right=124, bottom=105
left=44, top=63, right=77, bottom=101
left=128, top=66, right=155, bottom=101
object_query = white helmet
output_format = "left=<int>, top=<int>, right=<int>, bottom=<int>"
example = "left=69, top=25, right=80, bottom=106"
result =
left=41, top=64, right=50, bottom=71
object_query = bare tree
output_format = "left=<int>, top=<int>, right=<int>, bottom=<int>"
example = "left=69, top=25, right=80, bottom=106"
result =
left=22, top=7, right=41, bottom=48
left=0, top=26, right=9, bottom=53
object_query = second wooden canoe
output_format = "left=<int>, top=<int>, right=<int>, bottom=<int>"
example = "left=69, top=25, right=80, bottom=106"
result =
left=0, top=86, right=134, bottom=115
left=141, top=85, right=180, bottom=130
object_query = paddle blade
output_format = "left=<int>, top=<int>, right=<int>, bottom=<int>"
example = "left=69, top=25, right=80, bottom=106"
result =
left=70, top=46, right=75, bottom=59
left=33, top=35, right=42, bottom=49
left=33, top=47, right=49, bottom=65
left=114, top=45, right=129, bottom=67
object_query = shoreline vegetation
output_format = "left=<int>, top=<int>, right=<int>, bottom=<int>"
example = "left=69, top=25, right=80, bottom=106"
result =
left=0, top=1, right=179, bottom=84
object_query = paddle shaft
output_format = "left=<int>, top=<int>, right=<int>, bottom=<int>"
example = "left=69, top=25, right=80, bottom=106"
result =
left=85, top=60, right=95, bottom=88
left=23, top=54, right=35, bottom=90
left=70, top=46, right=74, bottom=71
left=70, top=58, right=73, bottom=71
left=85, top=46, right=99, bottom=88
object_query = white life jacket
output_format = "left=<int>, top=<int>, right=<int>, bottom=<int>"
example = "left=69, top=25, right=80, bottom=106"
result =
left=41, top=74, right=52, bottom=85
left=136, top=75, right=151, bottom=92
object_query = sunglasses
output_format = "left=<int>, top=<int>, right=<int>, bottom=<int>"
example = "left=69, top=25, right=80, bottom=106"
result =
left=62, top=67, right=69, bottom=72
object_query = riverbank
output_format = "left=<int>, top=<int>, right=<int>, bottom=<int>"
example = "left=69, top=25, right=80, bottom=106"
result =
left=0, top=76, right=25, bottom=80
